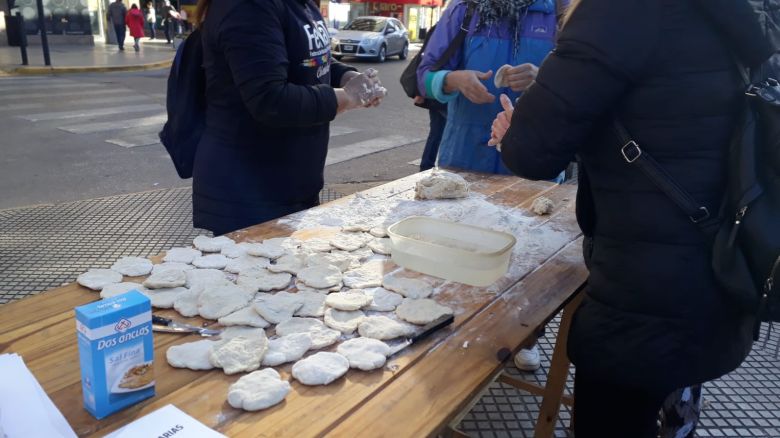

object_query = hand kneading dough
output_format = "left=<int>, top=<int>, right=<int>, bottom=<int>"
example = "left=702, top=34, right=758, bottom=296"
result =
left=210, top=335, right=269, bottom=375
left=78, top=269, right=123, bottom=291
left=193, top=235, right=235, bottom=253
left=111, top=257, right=154, bottom=277
left=197, top=281, right=255, bottom=320
left=298, top=265, right=343, bottom=289
left=192, top=254, right=229, bottom=269
left=531, top=196, right=555, bottom=215
left=163, top=247, right=202, bottom=264
left=237, top=267, right=291, bottom=292
left=325, top=289, right=372, bottom=311
left=396, top=298, right=454, bottom=325
left=218, top=307, right=270, bottom=328
left=415, top=171, right=470, bottom=200
left=382, top=275, right=433, bottom=299
left=336, top=337, right=391, bottom=370
left=143, top=269, right=186, bottom=289
left=358, top=315, right=417, bottom=340
left=227, top=368, right=291, bottom=411
left=142, top=286, right=187, bottom=308
left=329, top=233, right=370, bottom=252
left=324, top=308, right=365, bottom=334
left=291, top=352, right=350, bottom=385
left=166, top=339, right=219, bottom=370
left=262, top=333, right=313, bottom=366
left=253, top=292, right=304, bottom=324
left=294, top=290, right=328, bottom=317
left=276, top=317, right=340, bottom=349
left=342, top=260, right=385, bottom=289
left=365, top=287, right=403, bottom=312
left=100, top=282, right=145, bottom=299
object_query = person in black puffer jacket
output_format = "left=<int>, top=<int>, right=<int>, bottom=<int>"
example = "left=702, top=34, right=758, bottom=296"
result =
left=489, top=0, right=775, bottom=436
left=193, top=0, right=385, bottom=235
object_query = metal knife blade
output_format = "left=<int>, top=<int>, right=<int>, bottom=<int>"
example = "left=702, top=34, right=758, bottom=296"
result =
left=388, top=314, right=455, bottom=357
left=152, top=315, right=221, bottom=337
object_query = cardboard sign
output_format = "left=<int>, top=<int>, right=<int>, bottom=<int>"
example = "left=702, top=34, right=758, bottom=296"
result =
left=105, top=404, right=226, bottom=438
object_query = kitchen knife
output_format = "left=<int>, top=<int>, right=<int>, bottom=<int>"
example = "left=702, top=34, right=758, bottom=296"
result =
left=152, top=315, right=221, bottom=337
left=388, top=314, right=455, bottom=357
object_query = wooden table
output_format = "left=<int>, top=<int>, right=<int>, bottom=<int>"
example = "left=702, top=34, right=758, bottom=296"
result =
left=0, top=172, right=588, bottom=437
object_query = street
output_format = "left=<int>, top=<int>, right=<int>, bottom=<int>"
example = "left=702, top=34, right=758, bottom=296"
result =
left=0, top=53, right=429, bottom=210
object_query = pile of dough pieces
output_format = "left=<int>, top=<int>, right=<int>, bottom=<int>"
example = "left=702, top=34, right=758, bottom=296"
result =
left=76, top=229, right=454, bottom=412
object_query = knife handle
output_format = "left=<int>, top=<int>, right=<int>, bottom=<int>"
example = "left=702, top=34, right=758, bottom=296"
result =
left=410, top=314, right=454, bottom=344
left=152, top=315, right=172, bottom=326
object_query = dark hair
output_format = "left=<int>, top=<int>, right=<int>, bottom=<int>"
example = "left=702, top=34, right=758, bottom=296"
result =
left=131, top=4, right=138, bottom=9
left=194, top=0, right=209, bottom=27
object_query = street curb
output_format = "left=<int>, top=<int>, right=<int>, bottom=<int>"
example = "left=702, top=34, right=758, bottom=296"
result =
left=0, top=58, right=173, bottom=76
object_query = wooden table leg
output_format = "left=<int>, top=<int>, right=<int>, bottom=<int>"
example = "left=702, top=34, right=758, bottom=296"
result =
left=533, top=291, right=584, bottom=438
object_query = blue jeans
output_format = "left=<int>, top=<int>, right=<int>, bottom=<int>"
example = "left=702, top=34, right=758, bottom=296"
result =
left=114, top=24, right=126, bottom=48
left=420, top=108, right=447, bottom=171
left=148, top=21, right=156, bottom=38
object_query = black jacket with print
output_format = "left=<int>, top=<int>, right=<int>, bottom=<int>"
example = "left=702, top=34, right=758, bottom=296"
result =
left=195, top=0, right=356, bottom=234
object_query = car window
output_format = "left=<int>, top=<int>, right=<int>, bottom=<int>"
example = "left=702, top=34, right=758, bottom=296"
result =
left=386, top=23, right=396, bottom=33
left=392, top=19, right=405, bottom=30
left=344, top=18, right=387, bottom=33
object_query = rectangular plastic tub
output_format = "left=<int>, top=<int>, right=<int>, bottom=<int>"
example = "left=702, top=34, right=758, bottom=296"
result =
left=387, top=216, right=517, bottom=287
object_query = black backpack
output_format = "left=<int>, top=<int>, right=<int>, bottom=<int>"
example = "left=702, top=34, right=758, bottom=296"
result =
left=159, top=28, right=206, bottom=179
left=613, top=69, right=780, bottom=334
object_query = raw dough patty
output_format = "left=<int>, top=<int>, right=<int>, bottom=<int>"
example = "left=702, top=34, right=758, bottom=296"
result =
left=291, top=352, right=350, bottom=386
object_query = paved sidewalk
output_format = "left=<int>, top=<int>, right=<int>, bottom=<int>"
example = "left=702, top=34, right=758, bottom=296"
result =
left=0, top=39, right=174, bottom=74
left=0, top=187, right=778, bottom=437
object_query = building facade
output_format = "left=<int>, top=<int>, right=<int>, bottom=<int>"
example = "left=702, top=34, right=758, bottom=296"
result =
left=322, top=0, right=444, bottom=41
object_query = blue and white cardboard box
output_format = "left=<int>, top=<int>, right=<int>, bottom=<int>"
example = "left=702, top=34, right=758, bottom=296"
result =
left=75, top=290, right=155, bottom=420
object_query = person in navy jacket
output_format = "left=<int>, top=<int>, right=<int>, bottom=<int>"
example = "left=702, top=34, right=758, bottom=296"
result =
left=192, top=0, right=384, bottom=235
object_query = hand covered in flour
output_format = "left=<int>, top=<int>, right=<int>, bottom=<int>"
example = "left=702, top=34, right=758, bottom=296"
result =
left=341, top=68, right=387, bottom=108
left=488, top=94, right=515, bottom=149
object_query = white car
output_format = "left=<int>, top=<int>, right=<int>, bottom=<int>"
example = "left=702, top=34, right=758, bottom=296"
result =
left=331, top=16, right=410, bottom=63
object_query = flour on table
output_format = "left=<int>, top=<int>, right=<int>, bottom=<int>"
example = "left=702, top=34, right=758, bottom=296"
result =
left=329, top=233, right=370, bottom=251
left=291, top=352, right=350, bottom=386
left=99, top=282, right=145, bottom=299
left=306, top=251, right=354, bottom=272
left=300, top=238, right=332, bottom=253
left=185, top=268, right=226, bottom=289
left=236, top=267, right=291, bottom=292
left=336, top=337, right=391, bottom=371
left=325, top=289, right=372, bottom=311
left=369, top=226, right=388, bottom=238
left=225, top=255, right=270, bottom=275
left=166, top=339, right=220, bottom=370
left=294, top=290, right=328, bottom=317
left=163, top=247, right=202, bottom=264
left=415, top=171, right=470, bottom=200
left=267, top=252, right=307, bottom=275
left=152, top=262, right=195, bottom=274
left=228, top=368, right=291, bottom=411
left=77, top=269, right=123, bottom=291
left=382, top=275, right=433, bottom=299
left=246, top=242, right=286, bottom=260
left=218, top=307, right=270, bottom=328
left=197, top=280, right=255, bottom=320
left=173, top=286, right=202, bottom=317
left=358, top=315, right=417, bottom=340
left=193, top=235, right=235, bottom=253
left=192, top=254, right=229, bottom=270
left=298, top=264, right=343, bottom=289
left=396, top=298, right=453, bottom=325
left=324, top=308, right=365, bottom=334
left=342, top=260, right=386, bottom=289
left=111, top=257, right=153, bottom=277
left=209, top=335, right=268, bottom=375
left=263, top=237, right=301, bottom=251
left=275, top=317, right=340, bottom=349
left=143, top=269, right=186, bottom=289
left=220, top=242, right=253, bottom=259
left=253, top=292, right=304, bottom=324
left=142, top=286, right=187, bottom=308
left=261, top=333, right=313, bottom=366
left=531, top=196, right=555, bottom=215
left=367, top=238, right=392, bottom=255
left=365, top=287, right=403, bottom=312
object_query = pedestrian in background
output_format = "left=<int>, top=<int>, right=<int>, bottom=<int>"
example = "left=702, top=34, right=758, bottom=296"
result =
left=126, top=4, right=145, bottom=51
left=107, top=0, right=128, bottom=51
left=179, top=7, right=189, bottom=32
left=161, top=0, right=179, bottom=43
left=146, top=2, right=157, bottom=39
left=489, top=0, right=772, bottom=436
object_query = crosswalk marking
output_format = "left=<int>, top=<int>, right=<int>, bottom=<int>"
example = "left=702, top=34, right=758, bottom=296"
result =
left=0, top=79, right=75, bottom=87
left=0, top=88, right=134, bottom=101
left=59, top=114, right=167, bottom=134
left=0, top=103, right=46, bottom=111
left=71, top=95, right=154, bottom=107
left=19, top=103, right=162, bottom=122
left=0, top=83, right=102, bottom=93
left=325, top=134, right=423, bottom=166
left=330, top=126, right=360, bottom=136
left=106, top=133, right=161, bottom=148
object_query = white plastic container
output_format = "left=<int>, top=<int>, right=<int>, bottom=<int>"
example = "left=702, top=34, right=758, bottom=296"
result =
left=387, top=216, right=517, bottom=287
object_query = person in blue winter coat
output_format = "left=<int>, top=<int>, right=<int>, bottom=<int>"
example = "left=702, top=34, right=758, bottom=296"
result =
left=417, top=0, right=566, bottom=175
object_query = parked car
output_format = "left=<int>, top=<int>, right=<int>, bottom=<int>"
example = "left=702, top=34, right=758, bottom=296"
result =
left=331, top=16, right=409, bottom=63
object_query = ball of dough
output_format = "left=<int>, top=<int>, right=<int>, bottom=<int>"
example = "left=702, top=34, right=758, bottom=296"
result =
left=193, top=235, right=235, bottom=253
left=218, top=307, right=270, bottom=328
left=143, top=269, right=186, bottom=289
left=192, top=254, right=229, bottom=270
left=395, top=298, right=453, bottom=325
left=358, top=315, right=417, bottom=340
left=531, top=196, right=555, bottom=215
left=365, top=287, right=403, bottom=312
left=382, top=275, right=433, bottom=299
left=210, top=335, right=269, bottom=375
left=325, top=289, right=372, bottom=311
left=276, top=317, right=341, bottom=349
left=253, top=292, right=305, bottom=324
left=227, top=368, right=291, bottom=411
left=414, top=171, right=470, bottom=200
left=197, top=280, right=255, bottom=320
left=111, top=257, right=154, bottom=277
left=324, top=308, right=365, bottom=334
left=298, top=265, right=343, bottom=289
left=336, top=337, right=392, bottom=370
left=291, top=352, right=350, bottom=385
left=163, top=247, right=202, bottom=264
left=262, top=333, right=313, bottom=366
left=77, top=269, right=123, bottom=291
left=166, top=339, right=219, bottom=370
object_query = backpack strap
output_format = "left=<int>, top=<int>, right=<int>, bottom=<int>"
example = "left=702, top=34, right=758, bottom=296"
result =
left=431, top=2, right=476, bottom=72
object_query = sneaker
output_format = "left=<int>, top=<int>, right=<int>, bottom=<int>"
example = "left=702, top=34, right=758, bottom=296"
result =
left=134, top=45, right=139, bottom=51
left=513, top=346, right=541, bottom=371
